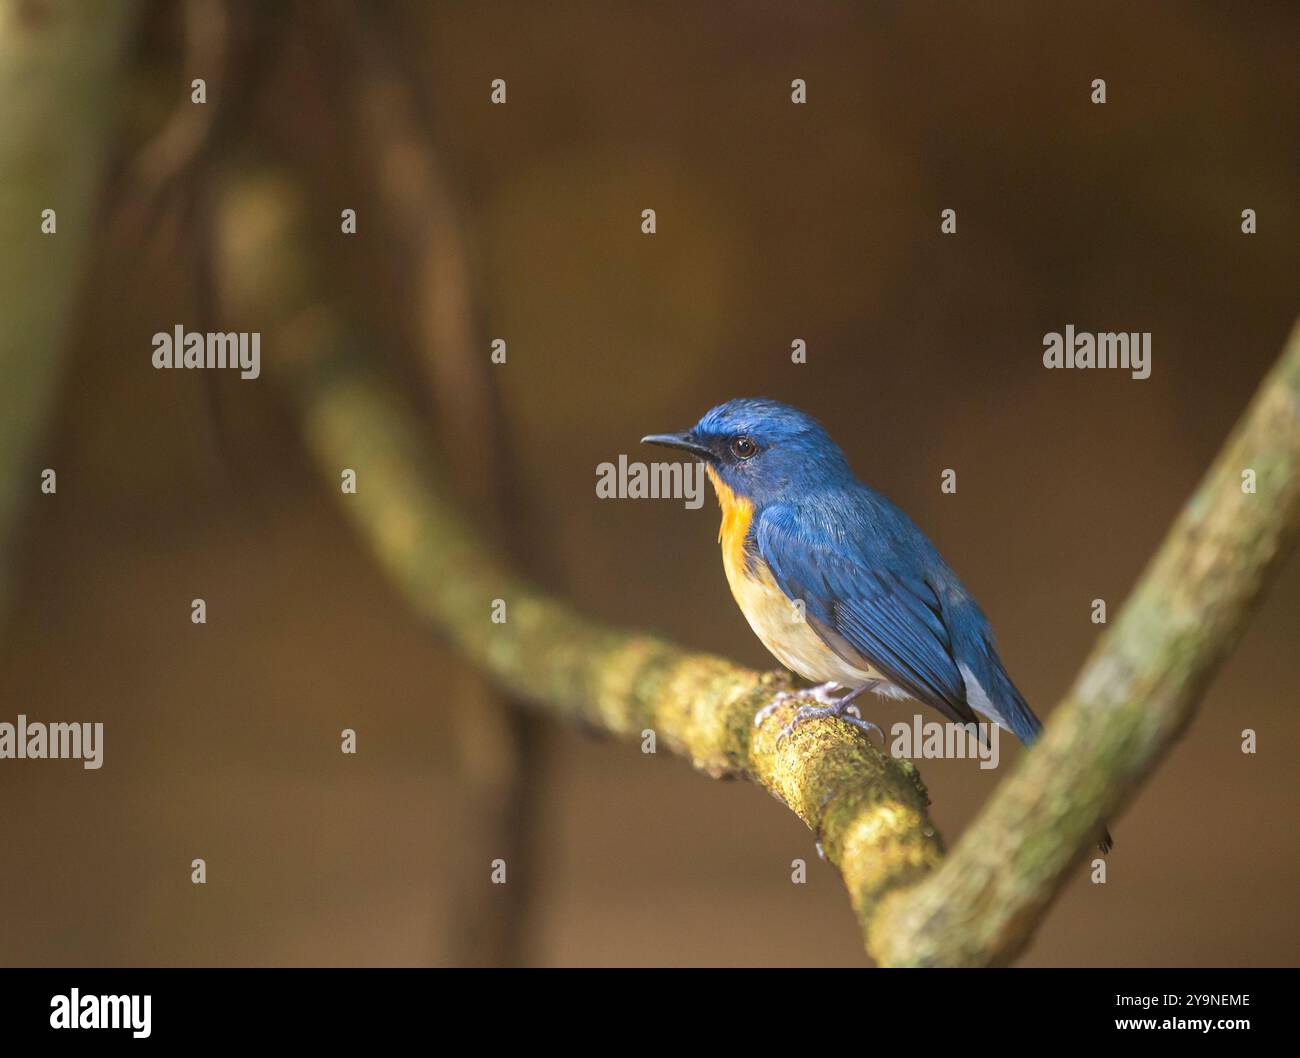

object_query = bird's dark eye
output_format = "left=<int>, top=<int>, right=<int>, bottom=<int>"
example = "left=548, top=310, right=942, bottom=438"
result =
left=730, top=435, right=757, bottom=460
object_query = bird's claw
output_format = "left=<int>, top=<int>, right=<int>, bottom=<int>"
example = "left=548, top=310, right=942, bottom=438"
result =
left=775, top=703, right=884, bottom=747
left=755, top=683, right=882, bottom=746
left=752, top=694, right=787, bottom=728
left=753, top=682, right=841, bottom=728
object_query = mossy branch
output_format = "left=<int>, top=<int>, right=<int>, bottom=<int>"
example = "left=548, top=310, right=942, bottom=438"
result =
left=216, top=173, right=1300, bottom=965
left=215, top=173, right=943, bottom=947
left=286, top=349, right=945, bottom=940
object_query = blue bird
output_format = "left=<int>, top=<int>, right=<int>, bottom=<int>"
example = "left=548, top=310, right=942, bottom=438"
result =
left=644, top=397, right=1112, bottom=854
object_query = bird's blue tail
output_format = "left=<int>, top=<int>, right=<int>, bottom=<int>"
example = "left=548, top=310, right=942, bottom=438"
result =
left=984, top=662, right=1043, bottom=747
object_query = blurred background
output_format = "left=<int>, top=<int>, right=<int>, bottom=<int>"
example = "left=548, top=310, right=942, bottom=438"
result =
left=1, top=0, right=1297, bottom=966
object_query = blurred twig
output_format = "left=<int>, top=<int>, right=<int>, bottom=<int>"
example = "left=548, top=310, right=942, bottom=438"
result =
left=115, top=0, right=277, bottom=243
left=128, top=0, right=229, bottom=208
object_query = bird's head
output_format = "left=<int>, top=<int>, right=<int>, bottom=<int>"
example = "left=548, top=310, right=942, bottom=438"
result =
left=642, top=398, right=852, bottom=508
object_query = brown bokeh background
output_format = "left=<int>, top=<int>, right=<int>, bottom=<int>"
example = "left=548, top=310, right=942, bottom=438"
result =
left=1, top=1, right=1298, bottom=966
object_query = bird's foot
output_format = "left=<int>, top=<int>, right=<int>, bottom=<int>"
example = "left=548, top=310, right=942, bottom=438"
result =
left=753, top=681, right=841, bottom=727
left=775, top=699, right=884, bottom=747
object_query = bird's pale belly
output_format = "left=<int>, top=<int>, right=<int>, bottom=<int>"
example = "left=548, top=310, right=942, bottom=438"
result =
left=707, top=464, right=890, bottom=689
left=725, top=558, right=877, bottom=685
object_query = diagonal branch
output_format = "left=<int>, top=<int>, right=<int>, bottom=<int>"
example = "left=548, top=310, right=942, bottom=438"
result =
left=870, top=320, right=1300, bottom=965
left=215, top=171, right=1300, bottom=965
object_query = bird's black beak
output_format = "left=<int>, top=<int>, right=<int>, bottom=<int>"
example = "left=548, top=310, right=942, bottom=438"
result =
left=640, top=432, right=712, bottom=459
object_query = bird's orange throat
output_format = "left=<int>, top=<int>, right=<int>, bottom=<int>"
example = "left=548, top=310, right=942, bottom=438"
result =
left=705, top=465, right=754, bottom=577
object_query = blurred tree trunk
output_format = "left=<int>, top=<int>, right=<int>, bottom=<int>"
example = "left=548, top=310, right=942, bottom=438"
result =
left=0, top=0, right=138, bottom=618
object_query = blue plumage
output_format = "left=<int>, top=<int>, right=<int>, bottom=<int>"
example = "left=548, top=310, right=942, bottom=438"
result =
left=759, top=502, right=970, bottom=721
left=757, top=494, right=1040, bottom=744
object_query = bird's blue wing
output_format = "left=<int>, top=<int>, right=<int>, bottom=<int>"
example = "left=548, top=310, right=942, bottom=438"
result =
left=755, top=502, right=979, bottom=725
